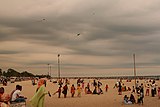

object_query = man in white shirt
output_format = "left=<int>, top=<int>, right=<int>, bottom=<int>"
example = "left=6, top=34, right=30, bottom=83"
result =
left=11, top=85, right=26, bottom=102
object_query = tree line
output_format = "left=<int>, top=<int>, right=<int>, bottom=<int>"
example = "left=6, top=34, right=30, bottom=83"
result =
left=0, top=68, right=50, bottom=78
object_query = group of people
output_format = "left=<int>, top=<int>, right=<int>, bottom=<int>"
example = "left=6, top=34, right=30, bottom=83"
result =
left=52, top=79, right=109, bottom=98
left=0, top=85, right=27, bottom=107
left=123, top=94, right=136, bottom=104
left=0, top=78, right=52, bottom=107
left=1, top=78, right=159, bottom=107
left=122, top=79, right=160, bottom=105
left=53, top=82, right=83, bottom=98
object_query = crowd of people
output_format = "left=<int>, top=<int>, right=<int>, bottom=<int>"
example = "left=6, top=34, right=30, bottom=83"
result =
left=0, top=78, right=159, bottom=107
left=117, top=79, right=160, bottom=105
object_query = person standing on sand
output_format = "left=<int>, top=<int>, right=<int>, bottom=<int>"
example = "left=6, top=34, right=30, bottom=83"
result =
left=71, top=84, right=76, bottom=97
left=53, top=86, right=62, bottom=98
left=77, top=84, right=82, bottom=97
left=145, top=84, right=150, bottom=96
left=30, top=79, right=51, bottom=107
left=136, top=81, right=140, bottom=94
left=151, top=80, right=156, bottom=97
left=158, top=87, right=160, bottom=99
left=105, top=84, right=108, bottom=92
left=62, top=84, right=68, bottom=98
left=118, top=81, right=122, bottom=95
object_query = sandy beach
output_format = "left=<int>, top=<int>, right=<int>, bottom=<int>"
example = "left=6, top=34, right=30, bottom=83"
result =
left=1, top=79, right=160, bottom=107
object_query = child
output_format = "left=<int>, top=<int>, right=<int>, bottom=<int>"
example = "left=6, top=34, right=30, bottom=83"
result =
left=158, top=87, right=160, bottom=99
left=53, top=86, right=62, bottom=98
left=105, top=84, right=108, bottom=92
left=71, top=84, right=76, bottom=97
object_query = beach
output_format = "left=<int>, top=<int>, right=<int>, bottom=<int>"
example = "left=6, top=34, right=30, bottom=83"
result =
left=1, top=79, right=160, bottom=107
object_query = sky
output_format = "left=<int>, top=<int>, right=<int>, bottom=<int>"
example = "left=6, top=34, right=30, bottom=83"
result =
left=0, top=0, right=160, bottom=77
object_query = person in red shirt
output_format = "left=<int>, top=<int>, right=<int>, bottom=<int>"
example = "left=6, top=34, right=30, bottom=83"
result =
left=70, top=84, right=76, bottom=97
left=105, top=84, right=109, bottom=92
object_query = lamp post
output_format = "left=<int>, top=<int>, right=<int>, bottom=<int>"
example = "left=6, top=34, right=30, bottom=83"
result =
left=47, top=64, right=50, bottom=76
left=50, top=65, right=51, bottom=78
left=58, top=54, right=60, bottom=79
left=133, top=53, right=136, bottom=88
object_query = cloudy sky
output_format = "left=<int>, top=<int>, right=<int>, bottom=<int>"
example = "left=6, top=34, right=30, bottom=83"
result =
left=0, top=0, right=160, bottom=77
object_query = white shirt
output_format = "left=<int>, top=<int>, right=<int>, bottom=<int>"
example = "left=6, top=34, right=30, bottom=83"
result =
left=11, top=90, right=21, bottom=101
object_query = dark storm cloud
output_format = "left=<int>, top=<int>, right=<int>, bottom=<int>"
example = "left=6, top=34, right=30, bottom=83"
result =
left=0, top=0, right=160, bottom=76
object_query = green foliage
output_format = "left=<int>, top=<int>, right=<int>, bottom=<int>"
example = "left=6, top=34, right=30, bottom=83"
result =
left=21, top=71, right=35, bottom=77
left=1, top=68, right=35, bottom=77
left=0, top=68, right=50, bottom=78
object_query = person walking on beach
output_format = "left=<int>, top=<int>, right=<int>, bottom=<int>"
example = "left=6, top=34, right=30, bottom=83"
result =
left=93, top=80, right=97, bottom=87
left=136, top=81, right=140, bottom=94
left=30, top=79, right=51, bottom=107
left=105, top=84, right=108, bottom=92
left=62, top=84, right=68, bottom=98
left=71, top=84, right=76, bottom=97
left=53, top=86, right=62, bottom=98
left=77, top=84, right=82, bottom=97
left=151, top=80, right=156, bottom=97
left=118, top=81, right=122, bottom=95
left=132, top=86, right=135, bottom=93
left=145, top=84, right=150, bottom=96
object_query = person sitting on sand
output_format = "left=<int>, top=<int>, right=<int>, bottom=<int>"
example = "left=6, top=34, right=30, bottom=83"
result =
left=127, top=87, right=131, bottom=91
left=129, top=94, right=135, bottom=104
left=97, top=86, right=103, bottom=95
left=85, top=86, right=92, bottom=94
left=11, top=85, right=27, bottom=103
left=30, top=79, right=51, bottom=107
left=123, top=95, right=132, bottom=104
left=0, top=87, right=10, bottom=107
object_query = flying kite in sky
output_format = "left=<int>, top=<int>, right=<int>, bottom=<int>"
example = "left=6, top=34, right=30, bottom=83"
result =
left=36, top=18, right=46, bottom=22
left=77, top=33, right=80, bottom=36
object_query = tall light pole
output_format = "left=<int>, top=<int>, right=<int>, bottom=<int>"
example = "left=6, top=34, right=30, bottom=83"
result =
left=133, top=53, right=136, bottom=88
left=47, top=64, right=50, bottom=76
left=50, top=65, right=52, bottom=78
left=58, top=54, right=60, bottom=79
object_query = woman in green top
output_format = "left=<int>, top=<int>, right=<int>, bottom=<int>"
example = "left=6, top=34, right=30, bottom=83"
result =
left=30, top=79, right=51, bottom=107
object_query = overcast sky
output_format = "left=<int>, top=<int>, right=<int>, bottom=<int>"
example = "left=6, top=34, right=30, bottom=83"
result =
left=0, top=0, right=160, bottom=77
